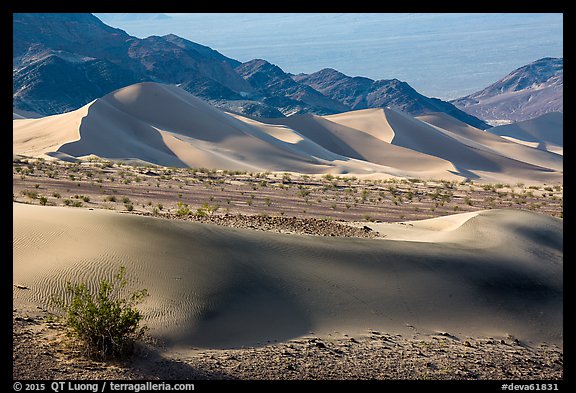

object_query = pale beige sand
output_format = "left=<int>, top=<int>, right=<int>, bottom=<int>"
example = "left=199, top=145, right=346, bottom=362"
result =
left=13, top=82, right=562, bottom=184
left=417, top=112, right=563, bottom=171
left=13, top=105, right=88, bottom=157
left=324, top=108, right=395, bottom=142
left=260, top=113, right=458, bottom=178
left=13, top=83, right=396, bottom=176
left=379, top=107, right=562, bottom=184
left=13, top=203, right=562, bottom=350
left=351, top=211, right=482, bottom=243
left=487, top=112, right=563, bottom=155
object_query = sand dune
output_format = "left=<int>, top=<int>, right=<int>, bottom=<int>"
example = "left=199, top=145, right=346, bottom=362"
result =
left=378, top=107, right=561, bottom=184
left=12, top=105, right=87, bottom=157
left=417, top=112, right=563, bottom=171
left=13, top=83, right=397, bottom=176
left=13, top=203, right=562, bottom=349
left=487, top=112, right=563, bottom=155
left=13, top=82, right=562, bottom=183
left=261, top=113, right=458, bottom=177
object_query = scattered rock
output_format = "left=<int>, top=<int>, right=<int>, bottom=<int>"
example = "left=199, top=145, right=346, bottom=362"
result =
left=436, top=331, right=459, bottom=340
left=13, top=307, right=563, bottom=380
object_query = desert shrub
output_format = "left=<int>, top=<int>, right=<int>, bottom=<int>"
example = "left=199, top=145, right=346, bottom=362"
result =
left=298, top=189, right=310, bottom=198
left=124, top=203, right=134, bottom=212
left=196, top=203, right=219, bottom=217
left=51, top=266, right=149, bottom=360
left=21, top=190, right=38, bottom=199
left=39, top=196, right=48, bottom=206
left=176, top=201, right=192, bottom=216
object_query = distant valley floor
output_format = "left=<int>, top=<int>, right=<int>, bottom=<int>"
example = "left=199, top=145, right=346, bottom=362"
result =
left=12, top=157, right=563, bottom=234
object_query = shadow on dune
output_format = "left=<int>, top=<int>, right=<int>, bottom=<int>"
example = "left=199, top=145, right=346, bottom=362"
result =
left=161, top=229, right=314, bottom=349
left=385, top=108, right=503, bottom=174
left=58, top=99, right=189, bottom=167
left=184, top=283, right=313, bottom=350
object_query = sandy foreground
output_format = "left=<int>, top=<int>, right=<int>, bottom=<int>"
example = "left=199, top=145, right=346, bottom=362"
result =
left=13, top=202, right=562, bottom=380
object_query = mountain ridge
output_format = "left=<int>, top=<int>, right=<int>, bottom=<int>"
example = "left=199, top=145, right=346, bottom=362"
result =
left=13, top=13, right=489, bottom=129
left=451, top=57, right=563, bottom=124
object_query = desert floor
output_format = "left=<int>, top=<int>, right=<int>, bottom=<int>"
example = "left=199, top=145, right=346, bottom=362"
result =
left=13, top=305, right=563, bottom=380
left=13, top=157, right=563, bottom=381
left=12, top=157, right=563, bottom=226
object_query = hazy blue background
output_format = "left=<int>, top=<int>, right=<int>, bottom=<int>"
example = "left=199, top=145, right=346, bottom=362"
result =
left=94, top=13, right=563, bottom=100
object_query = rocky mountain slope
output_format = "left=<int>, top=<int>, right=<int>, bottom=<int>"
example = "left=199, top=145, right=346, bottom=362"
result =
left=451, top=57, right=563, bottom=125
left=294, top=68, right=489, bottom=129
left=13, top=13, right=488, bottom=129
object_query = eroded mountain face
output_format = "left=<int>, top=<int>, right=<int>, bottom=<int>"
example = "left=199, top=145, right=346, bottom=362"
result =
left=13, top=13, right=488, bottom=129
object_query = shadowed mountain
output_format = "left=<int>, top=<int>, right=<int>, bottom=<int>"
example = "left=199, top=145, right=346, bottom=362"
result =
left=13, top=54, right=144, bottom=114
left=13, top=13, right=490, bottom=129
left=294, top=68, right=491, bottom=129
left=13, top=13, right=248, bottom=115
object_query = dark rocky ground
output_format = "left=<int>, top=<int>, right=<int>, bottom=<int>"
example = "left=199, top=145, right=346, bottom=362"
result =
left=13, top=306, right=562, bottom=381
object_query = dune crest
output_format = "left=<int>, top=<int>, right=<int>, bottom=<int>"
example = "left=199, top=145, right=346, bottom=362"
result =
left=488, top=112, right=563, bottom=155
left=13, top=82, right=562, bottom=184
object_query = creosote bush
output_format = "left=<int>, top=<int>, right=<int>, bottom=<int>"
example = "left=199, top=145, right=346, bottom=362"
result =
left=51, top=266, right=149, bottom=360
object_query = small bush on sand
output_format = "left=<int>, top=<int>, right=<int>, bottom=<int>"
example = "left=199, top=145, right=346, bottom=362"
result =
left=51, top=266, right=149, bottom=360
left=176, top=201, right=191, bottom=216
